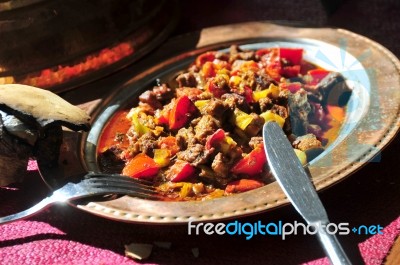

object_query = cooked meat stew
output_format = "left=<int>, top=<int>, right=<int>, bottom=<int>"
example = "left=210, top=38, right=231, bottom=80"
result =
left=98, top=45, right=351, bottom=201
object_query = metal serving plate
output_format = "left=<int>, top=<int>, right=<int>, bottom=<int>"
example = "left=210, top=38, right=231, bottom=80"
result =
left=39, top=22, right=400, bottom=224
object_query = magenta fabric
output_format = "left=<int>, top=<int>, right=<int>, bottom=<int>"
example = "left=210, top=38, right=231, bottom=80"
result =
left=1, top=158, right=399, bottom=265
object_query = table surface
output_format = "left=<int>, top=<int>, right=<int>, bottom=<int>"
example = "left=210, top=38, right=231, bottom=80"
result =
left=1, top=0, right=399, bottom=264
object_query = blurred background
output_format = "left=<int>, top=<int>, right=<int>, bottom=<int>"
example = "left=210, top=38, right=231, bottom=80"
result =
left=0, top=0, right=398, bottom=93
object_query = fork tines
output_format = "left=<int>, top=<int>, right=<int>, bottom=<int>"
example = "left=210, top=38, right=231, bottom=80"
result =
left=83, top=173, right=162, bottom=200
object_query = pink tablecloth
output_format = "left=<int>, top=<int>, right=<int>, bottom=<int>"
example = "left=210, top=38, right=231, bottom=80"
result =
left=1, top=153, right=399, bottom=265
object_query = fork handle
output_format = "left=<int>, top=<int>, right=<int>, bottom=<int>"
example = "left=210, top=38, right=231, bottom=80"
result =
left=0, top=196, right=58, bottom=225
left=317, top=226, right=352, bottom=265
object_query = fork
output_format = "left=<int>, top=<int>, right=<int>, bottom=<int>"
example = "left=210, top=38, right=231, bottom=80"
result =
left=0, top=172, right=160, bottom=225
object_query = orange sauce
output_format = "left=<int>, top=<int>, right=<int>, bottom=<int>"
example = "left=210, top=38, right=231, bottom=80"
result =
left=323, top=105, right=346, bottom=145
left=97, top=110, right=131, bottom=153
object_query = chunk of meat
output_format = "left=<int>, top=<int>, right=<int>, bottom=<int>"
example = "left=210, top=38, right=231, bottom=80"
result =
left=138, top=84, right=174, bottom=109
left=130, top=132, right=158, bottom=156
left=259, top=97, right=273, bottom=112
left=288, top=89, right=311, bottom=136
left=194, top=115, right=221, bottom=142
left=255, top=70, right=278, bottom=90
left=199, top=98, right=229, bottom=120
left=221, top=93, right=250, bottom=112
left=292, top=134, right=322, bottom=151
left=270, top=105, right=289, bottom=119
left=249, top=136, right=263, bottom=149
left=229, top=44, right=256, bottom=62
left=176, top=127, right=196, bottom=150
left=177, top=143, right=214, bottom=166
left=176, top=72, right=198, bottom=88
left=211, top=152, right=230, bottom=177
left=306, top=72, right=352, bottom=106
left=98, top=148, right=125, bottom=173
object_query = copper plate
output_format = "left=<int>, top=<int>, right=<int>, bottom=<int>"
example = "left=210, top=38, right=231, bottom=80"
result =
left=39, top=22, right=400, bottom=224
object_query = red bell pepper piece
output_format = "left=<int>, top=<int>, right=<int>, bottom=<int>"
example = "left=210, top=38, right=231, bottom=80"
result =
left=279, top=48, right=303, bottom=65
left=243, top=85, right=254, bottom=104
left=167, top=160, right=196, bottom=182
left=255, top=48, right=272, bottom=58
left=205, top=78, right=228, bottom=98
left=281, top=65, right=301, bottom=78
left=122, top=153, right=159, bottom=179
left=231, top=147, right=266, bottom=176
left=195, top=51, right=216, bottom=67
left=261, top=48, right=281, bottom=81
left=307, top=69, right=331, bottom=85
left=205, top=129, right=226, bottom=149
left=279, top=82, right=302, bottom=93
left=156, top=101, right=174, bottom=125
left=225, top=179, right=264, bottom=193
left=169, top=95, right=196, bottom=130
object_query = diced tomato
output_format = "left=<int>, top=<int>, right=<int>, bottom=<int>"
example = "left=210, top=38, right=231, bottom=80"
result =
left=205, top=78, right=228, bottom=98
left=231, top=147, right=266, bottom=176
left=255, top=48, right=272, bottom=58
left=279, top=48, right=303, bottom=65
left=166, top=160, right=196, bottom=182
left=169, top=96, right=197, bottom=130
left=225, top=179, right=264, bottom=193
left=159, top=136, right=180, bottom=156
left=261, top=48, right=281, bottom=81
left=205, top=129, right=226, bottom=149
left=156, top=101, right=174, bottom=125
left=259, top=48, right=303, bottom=80
left=281, top=65, right=301, bottom=78
left=122, top=153, right=159, bottom=179
left=243, top=85, right=254, bottom=104
left=279, top=82, right=302, bottom=93
left=202, top=61, right=217, bottom=78
left=307, top=69, right=331, bottom=85
left=195, top=51, right=216, bottom=67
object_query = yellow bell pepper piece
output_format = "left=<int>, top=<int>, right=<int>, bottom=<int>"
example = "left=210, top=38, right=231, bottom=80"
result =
left=252, top=83, right=280, bottom=102
left=233, top=109, right=253, bottom=130
left=260, top=111, right=285, bottom=127
left=220, top=136, right=237, bottom=154
left=229, top=75, right=242, bottom=87
left=194, top=99, right=210, bottom=111
left=268, top=83, right=280, bottom=98
left=294, top=149, right=307, bottom=165
left=153, top=149, right=171, bottom=167
left=130, top=114, right=150, bottom=136
left=179, top=183, right=193, bottom=198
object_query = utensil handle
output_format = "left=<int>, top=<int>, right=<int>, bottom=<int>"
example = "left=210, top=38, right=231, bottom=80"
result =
left=0, top=196, right=57, bottom=225
left=317, top=226, right=352, bottom=265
